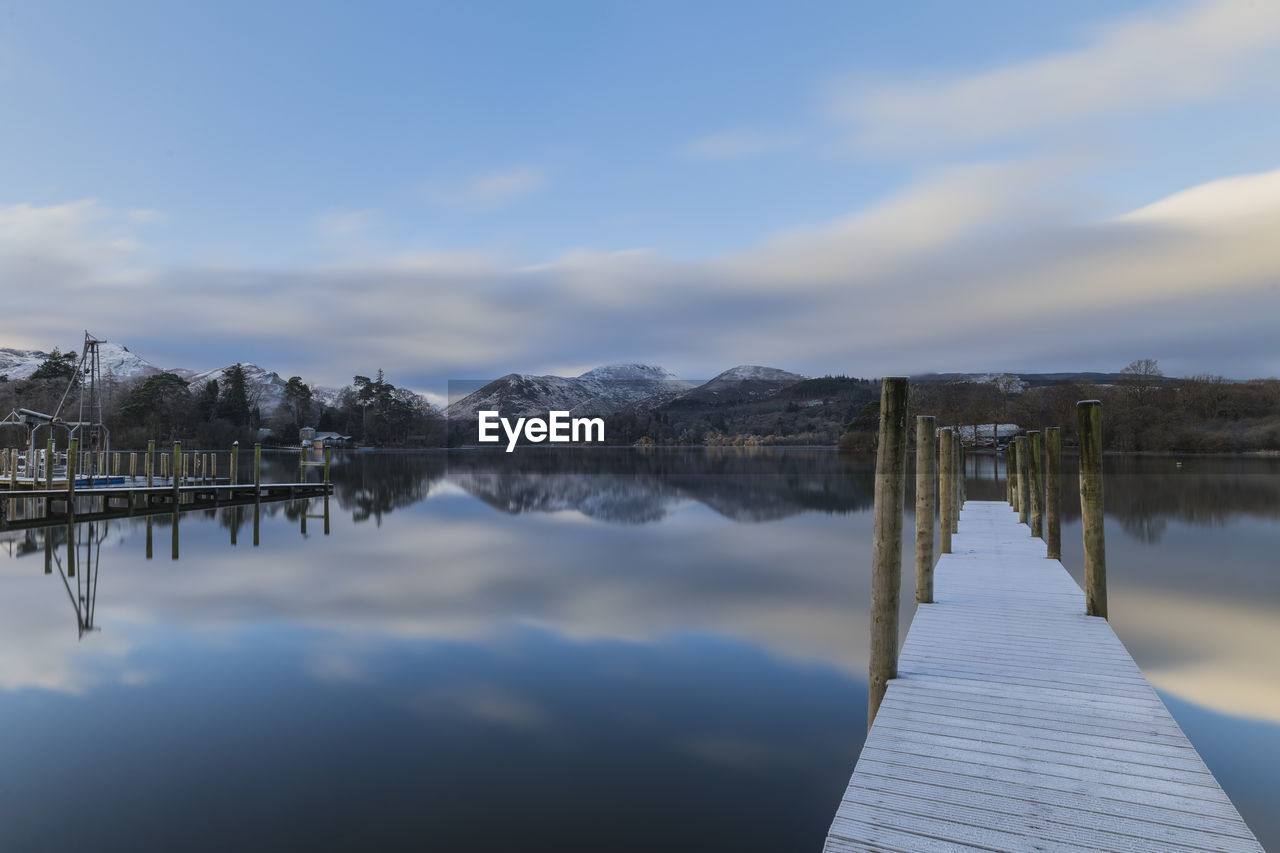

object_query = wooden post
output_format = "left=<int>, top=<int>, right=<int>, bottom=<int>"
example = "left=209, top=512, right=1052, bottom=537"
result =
left=253, top=443, right=262, bottom=493
left=299, top=445, right=306, bottom=482
left=1029, top=430, right=1044, bottom=539
left=147, top=440, right=155, bottom=487
left=1077, top=401, right=1107, bottom=619
left=1017, top=435, right=1030, bottom=526
left=211, top=453, right=217, bottom=483
left=172, top=442, right=181, bottom=503
left=44, top=439, right=54, bottom=489
left=8, top=448, right=14, bottom=490
left=1008, top=439, right=1018, bottom=511
left=915, top=416, right=936, bottom=604
left=868, top=377, right=908, bottom=729
left=938, top=428, right=953, bottom=555
left=950, top=431, right=960, bottom=534
left=67, top=439, right=78, bottom=503
left=323, top=448, right=331, bottom=485
left=958, top=441, right=966, bottom=506
left=231, top=441, right=240, bottom=486
left=130, top=452, right=137, bottom=480
left=1046, top=426, right=1062, bottom=560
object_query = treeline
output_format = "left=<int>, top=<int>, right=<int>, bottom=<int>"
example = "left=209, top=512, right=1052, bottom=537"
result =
left=842, top=360, right=1280, bottom=453
left=0, top=353, right=443, bottom=449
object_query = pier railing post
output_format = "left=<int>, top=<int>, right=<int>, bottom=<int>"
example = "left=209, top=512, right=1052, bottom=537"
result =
left=231, top=441, right=239, bottom=486
left=1017, top=435, right=1030, bottom=526
left=1029, top=430, right=1044, bottom=539
left=323, top=448, right=331, bottom=486
left=915, top=416, right=936, bottom=604
left=66, top=439, right=78, bottom=502
left=146, top=440, right=155, bottom=487
left=45, top=439, right=54, bottom=490
left=1077, top=401, right=1107, bottom=619
left=253, top=443, right=262, bottom=493
left=938, top=428, right=953, bottom=555
left=869, top=377, right=908, bottom=728
left=172, top=442, right=181, bottom=504
left=1046, top=426, right=1062, bottom=559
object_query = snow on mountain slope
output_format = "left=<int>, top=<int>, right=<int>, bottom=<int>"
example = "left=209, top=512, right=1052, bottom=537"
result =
left=186, top=363, right=290, bottom=413
left=445, top=363, right=693, bottom=419
left=0, top=341, right=162, bottom=382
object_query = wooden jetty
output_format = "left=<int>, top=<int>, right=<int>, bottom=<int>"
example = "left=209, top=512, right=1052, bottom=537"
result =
left=829, top=382, right=1262, bottom=852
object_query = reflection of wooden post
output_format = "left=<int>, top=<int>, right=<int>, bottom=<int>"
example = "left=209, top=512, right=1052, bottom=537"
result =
left=915, top=416, right=936, bottom=604
left=1077, top=401, right=1107, bottom=619
left=1046, top=426, right=1062, bottom=559
left=66, top=515, right=75, bottom=577
left=1017, top=435, right=1030, bottom=526
left=1029, top=430, right=1044, bottom=539
left=323, top=495, right=330, bottom=536
left=147, top=440, right=155, bottom=487
left=44, top=528, right=52, bottom=574
left=301, top=502, right=308, bottom=536
left=869, top=377, right=908, bottom=729
left=253, top=500, right=261, bottom=547
left=231, top=506, right=238, bottom=547
left=231, top=441, right=240, bottom=486
left=171, top=506, right=179, bottom=560
left=146, top=516, right=153, bottom=560
left=938, top=428, right=953, bottom=555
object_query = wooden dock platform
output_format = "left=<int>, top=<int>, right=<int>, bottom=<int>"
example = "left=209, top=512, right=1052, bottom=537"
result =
left=826, top=500, right=1263, bottom=852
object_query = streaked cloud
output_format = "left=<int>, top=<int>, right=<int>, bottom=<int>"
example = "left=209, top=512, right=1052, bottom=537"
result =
left=829, top=0, right=1280, bottom=150
left=441, top=166, right=549, bottom=207
left=678, top=129, right=800, bottom=160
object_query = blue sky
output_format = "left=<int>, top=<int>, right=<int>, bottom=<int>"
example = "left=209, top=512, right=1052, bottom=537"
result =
left=3, top=0, right=1279, bottom=397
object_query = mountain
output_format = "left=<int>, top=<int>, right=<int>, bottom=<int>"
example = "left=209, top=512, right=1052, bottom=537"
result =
left=184, top=363, right=291, bottom=413
left=445, top=363, right=694, bottom=421
left=660, top=365, right=809, bottom=410
left=0, top=341, right=162, bottom=382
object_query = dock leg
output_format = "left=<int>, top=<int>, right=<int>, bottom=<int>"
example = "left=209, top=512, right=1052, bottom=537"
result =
left=1077, top=401, right=1107, bottom=619
left=915, top=416, right=936, bottom=604
left=869, top=377, right=908, bottom=728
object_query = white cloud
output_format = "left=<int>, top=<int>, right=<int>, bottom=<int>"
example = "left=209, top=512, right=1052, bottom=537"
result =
left=678, top=129, right=800, bottom=160
left=830, top=0, right=1280, bottom=150
left=442, top=166, right=548, bottom=207
left=312, top=208, right=376, bottom=240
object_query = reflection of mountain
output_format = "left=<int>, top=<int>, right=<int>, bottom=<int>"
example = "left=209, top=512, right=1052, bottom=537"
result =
left=443, top=448, right=874, bottom=523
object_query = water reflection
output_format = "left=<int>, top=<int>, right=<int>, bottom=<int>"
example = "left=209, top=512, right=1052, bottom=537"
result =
left=0, top=449, right=1275, bottom=850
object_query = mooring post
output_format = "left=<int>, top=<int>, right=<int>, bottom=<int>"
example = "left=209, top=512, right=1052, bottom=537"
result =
left=951, top=431, right=960, bottom=533
left=938, top=428, right=953, bottom=554
left=299, top=445, right=306, bottom=483
left=1077, top=401, right=1107, bottom=619
left=253, top=443, right=262, bottom=494
left=323, top=448, right=331, bottom=485
left=129, top=452, right=137, bottom=480
left=44, top=439, right=54, bottom=490
left=915, top=416, right=937, bottom=604
left=1046, top=426, right=1062, bottom=559
left=146, top=440, right=155, bottom=487
left=959, top=441, right=966, bottom=506
left=869, top=377, right=908, bottom=729
left=172, top=441, right=181, bottom=503
left=66, top=439, right=77, bottom=504
left=231, top=441, right=239, bottom=486
left=1008, top=439, right=1019, bottom=512
left=1029, top=430, right=1044, bottom=539
left=8, top=448, right=15, bottom=490
left=1017, top=435, right=1030, bottom=526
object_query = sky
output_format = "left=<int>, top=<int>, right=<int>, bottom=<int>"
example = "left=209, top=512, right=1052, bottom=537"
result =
left=2, top=0, right=1279, bottom=401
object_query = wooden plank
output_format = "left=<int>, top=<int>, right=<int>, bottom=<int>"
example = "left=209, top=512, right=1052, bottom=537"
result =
left=825, top=500, right=1263, bottom=852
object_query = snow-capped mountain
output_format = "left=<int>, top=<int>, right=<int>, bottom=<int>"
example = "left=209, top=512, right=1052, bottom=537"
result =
left=0, top=341, right=162, bottom=382
left=659, top=365, right=809, bottom=409
left=445, top=363, right=695, bottom=419
left=184, top=363, right=291, bottom=412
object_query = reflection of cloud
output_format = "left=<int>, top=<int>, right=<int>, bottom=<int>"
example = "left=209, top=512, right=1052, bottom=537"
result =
left=1117, top=590, right=1280, bottom=723
left=405, top=683, right=550, bottom=731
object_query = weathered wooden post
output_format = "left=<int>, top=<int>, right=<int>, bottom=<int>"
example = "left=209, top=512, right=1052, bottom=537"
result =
left=299, top=445, right=306, bottom=482
left=172, top=441, right=181, bottom=503
left=323, top=448, right=331, bottom=485
left=44, top=439, right=54, bottom=489
left=231, top=441, right=240, bottom=486
left=869, top=377, right=908, bottom=729
left=66, top=439, right=78, bottom=503
left=146, top=440, right=155, bottom=487
left=1077, top=401, right=1107, bottom=619
left=8, top=448, right=15, bottom=490
left=129, top=452, right=137, bottom=480
left=915, top=416, right=936, bottom=604
left=951, top=431, right=960, bottom=533
left=1046, top=426, right=1062, bottom=559
left=942, top=422, right=952, bottom=550
left=1017, top=435, right=1030, bottom=526
left=938, top=427, right=953, bottom=555
left=1008, top=440, right=1018, bottom=511
left=253, top=443, right=262, bottom=493
left=1029, top=430, right=1044, bottom=539
left=959, top=441, right=966, bottom=506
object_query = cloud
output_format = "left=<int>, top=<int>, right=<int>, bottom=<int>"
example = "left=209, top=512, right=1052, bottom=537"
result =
left=830, top=0, right=1280, bottom=150
left=441, top=166, right=549, bottom=207
left=312, top=208, right=376, bottom=240
left=677, top=129, right=800, bottom=160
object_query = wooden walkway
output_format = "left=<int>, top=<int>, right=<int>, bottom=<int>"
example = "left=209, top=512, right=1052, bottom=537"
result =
left=826, top=500, right=1263, bottom=852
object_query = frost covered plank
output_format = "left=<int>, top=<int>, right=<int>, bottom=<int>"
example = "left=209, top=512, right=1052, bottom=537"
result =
left=825, top=500, right=1263, bottom=852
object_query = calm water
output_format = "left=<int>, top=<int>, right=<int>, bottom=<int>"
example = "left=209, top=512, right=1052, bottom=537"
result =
left=0, top=449, right=1276, bottom=851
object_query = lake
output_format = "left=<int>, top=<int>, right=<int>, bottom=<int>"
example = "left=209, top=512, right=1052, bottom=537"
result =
left=1, top=448, right=1276, bottom=851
